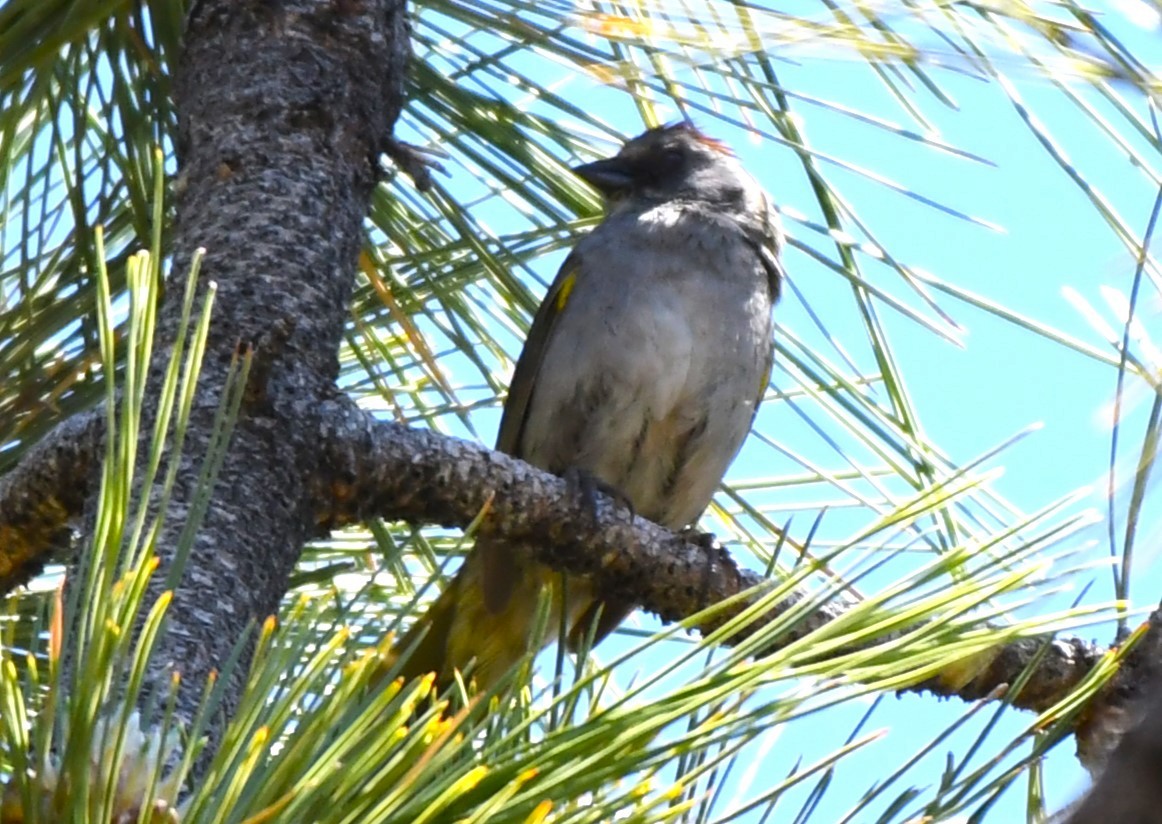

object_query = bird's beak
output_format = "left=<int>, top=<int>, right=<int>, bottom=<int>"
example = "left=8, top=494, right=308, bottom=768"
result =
left=571, top=158, right=634, bottom=193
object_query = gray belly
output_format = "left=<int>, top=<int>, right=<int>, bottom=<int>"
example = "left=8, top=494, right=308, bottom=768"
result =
left=518, top=250, right=773, bottom=528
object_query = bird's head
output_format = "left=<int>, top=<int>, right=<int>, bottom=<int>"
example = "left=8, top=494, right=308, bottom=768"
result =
left=571, top=123, right=756, bottom=212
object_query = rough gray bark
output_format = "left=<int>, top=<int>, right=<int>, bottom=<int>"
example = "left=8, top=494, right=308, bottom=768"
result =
left=121, top=0, right=409, bottom=744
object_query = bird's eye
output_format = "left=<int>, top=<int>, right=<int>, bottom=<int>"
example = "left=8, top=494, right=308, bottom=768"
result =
left=661, top=148, right=685, bottom=169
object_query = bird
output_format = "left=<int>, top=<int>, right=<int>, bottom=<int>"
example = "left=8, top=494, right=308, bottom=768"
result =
left=388, top=122, right=784, bottom=693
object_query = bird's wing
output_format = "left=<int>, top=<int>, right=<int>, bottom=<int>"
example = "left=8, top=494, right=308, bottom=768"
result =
left=755, top=194, right=785, bottom=303
left=480, top=250, right=584, bottom=613
left=753, top=243, right=781, bottom=422
left=495, top=250, right=582, bottom=454
left=749, top=200, right=784, bottom=426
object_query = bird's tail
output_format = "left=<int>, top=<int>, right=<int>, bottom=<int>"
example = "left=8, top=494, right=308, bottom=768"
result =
left=385, top=544, right=590, bottom=693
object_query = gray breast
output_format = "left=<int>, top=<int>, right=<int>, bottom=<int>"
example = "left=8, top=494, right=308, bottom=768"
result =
left=518, top=201, right=776, bottom=528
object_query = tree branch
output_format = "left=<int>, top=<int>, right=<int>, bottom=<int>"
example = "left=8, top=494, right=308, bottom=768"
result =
left=0, top=411, right=101, bottom=590
left=314, top=394, right=1122, bottom=721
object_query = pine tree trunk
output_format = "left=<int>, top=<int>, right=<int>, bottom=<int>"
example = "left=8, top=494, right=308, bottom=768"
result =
left=128, top=0, right=409, bottom=747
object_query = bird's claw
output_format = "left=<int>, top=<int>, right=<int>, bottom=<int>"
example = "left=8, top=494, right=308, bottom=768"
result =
left=563, top=466, right=635, bottom=522
left=679, top=526, right=719, bottom=551
left=679, top=527, right=720, bottom=609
